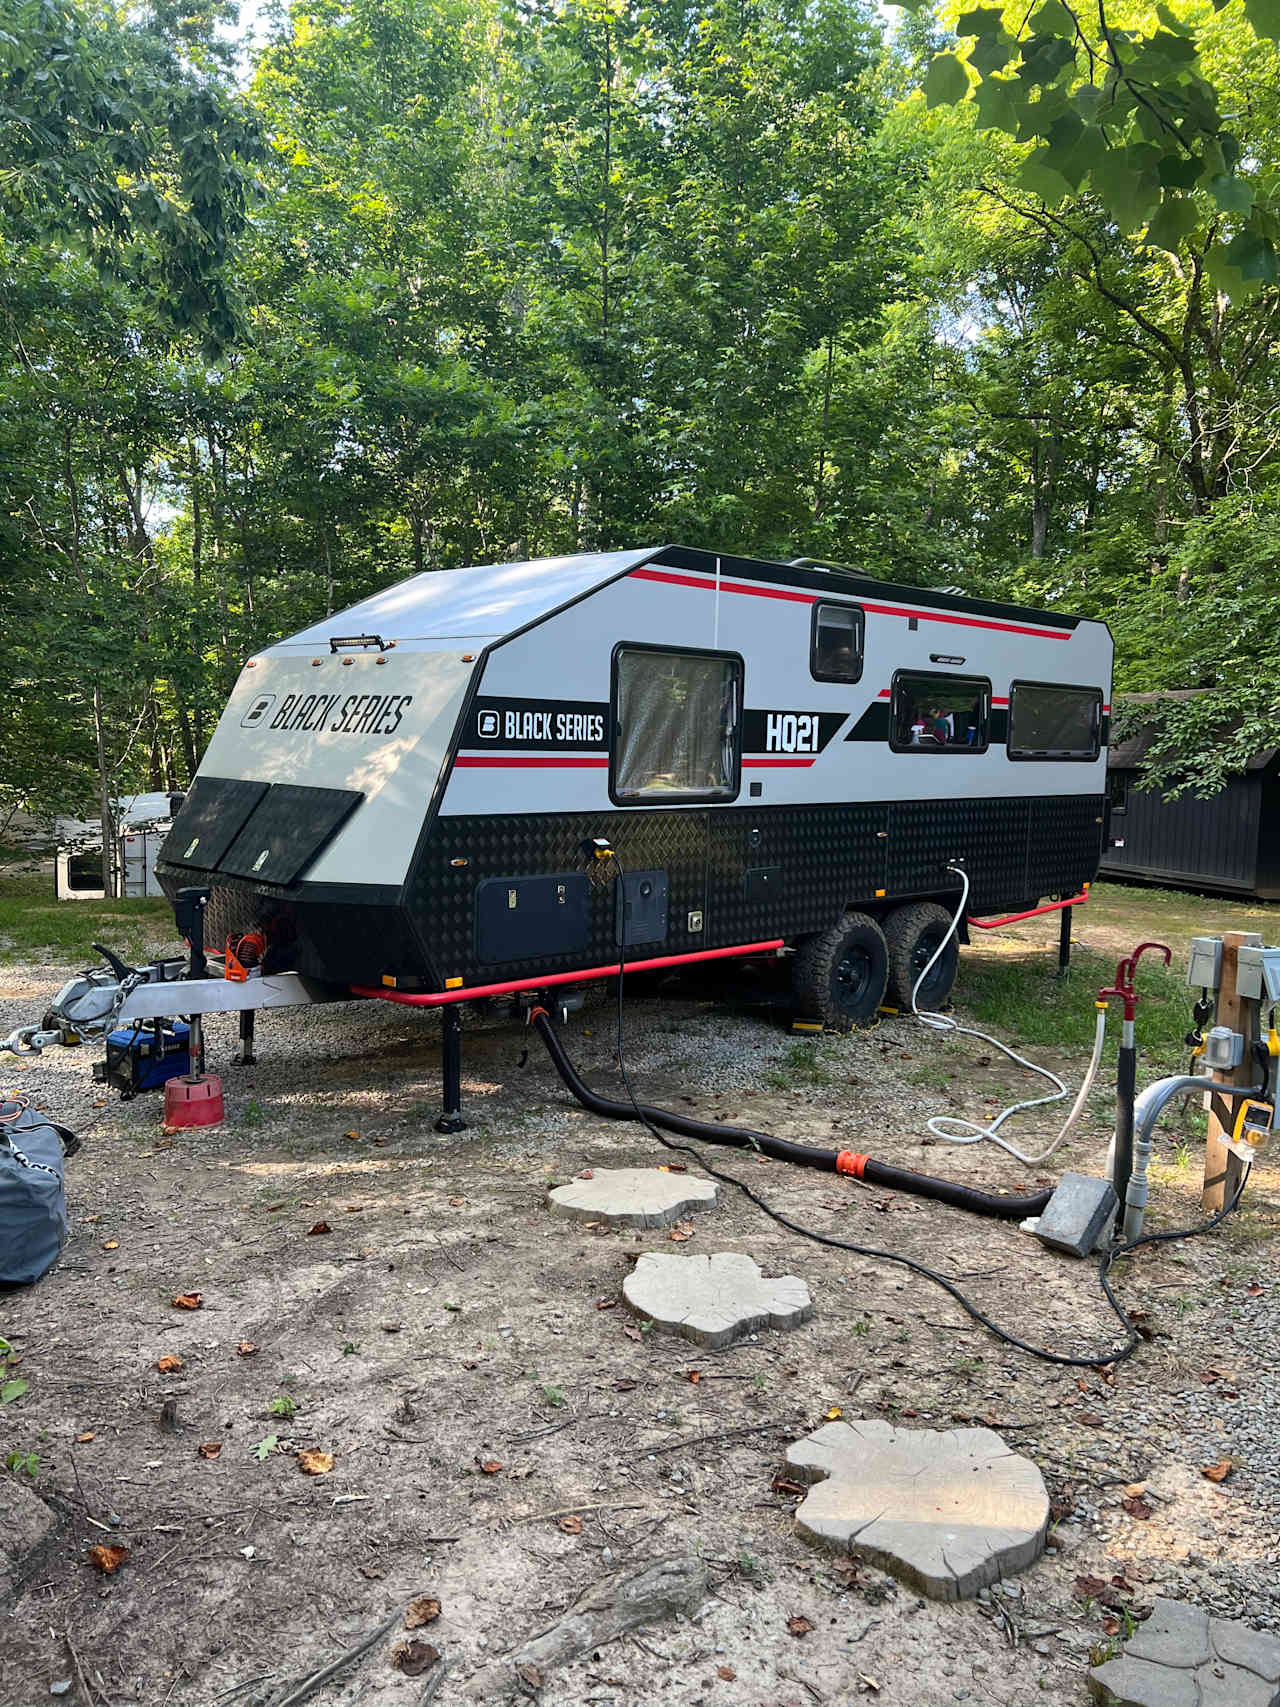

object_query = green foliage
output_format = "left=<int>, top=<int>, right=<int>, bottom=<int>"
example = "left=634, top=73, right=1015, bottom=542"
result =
left=268, top=1394, right=298, bottom=1418
left=5, top=1450, right=39, bottom=1478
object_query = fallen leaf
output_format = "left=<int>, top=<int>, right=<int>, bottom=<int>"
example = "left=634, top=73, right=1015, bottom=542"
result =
left=858, top=1677, right=880, bottom=1695
left=1123, top=1482, right=1148, bottom=1499
left=103, top=1240, right=119, bottom=1251
left=1202, top=1460, right=1233, bottom=1483
left=825, top=1406, right=842, bottom=1420
left=614, top=1378, right=637, bottom=1391
left=345, top=1204, right=362, bottom=1213
left=830, top=1558, right=860, bottom=1587
left=666, top=1162, right=687, bottom=1173
left=307, top=1221, right=332, bottom=1236
left=405, top=1595, right=441, bottom=1629
left=171, top=1293, right=203, bottom=1310
left=392, top=1640, right=439, bottom=1678
left=1247, top=1280, right=1264, bottom=1296
left=669, top=1221, right=695, bottom=1242
left=237, top=1342, right=259, bottom=1357
left=686, top=1370, right=702, bottom=1384
left=1121, top=1496, right=1152, bottom=1520
left=1073, top=1575, right=1107, bottom=1601
left=787, top=1615, right=813, bottom=1638
left=198, top=1442, right=222, bottom=1460
left=622, top=1325, right=643, bottom=1342
left=447, top=1197, right=466, bottom=1207
left=75, top=1431, right=95, bottom=1444
left=596, top=1299, right=617, bottom=1311
left=359, top=1566, right=386, bottom=1580
left=155, top=1354, right=184, bottom=1374
left=344, top=1131, right=360, bottom=1140
left=1077, top=1412, right=1105, bottom=1427
left=516, top=1665, right=544, bottom=1691
left=771, top=1476, right=806, bottom=1497
left=558, top=1514, right=583, bottom=1534
left=297, top=1449, right=335, bottom=1476
left=578, top=1168, right=594, bottom=1180
left=479, top=1459, right=503, bottom=1475
left=382, top=1323, right=403, bottom=1333
left=87, top=1544, right=128, bottom=1575
left=717, top=1665, right=736, bottom=1682
left=1102, top=1617, right=1120, bottom=1637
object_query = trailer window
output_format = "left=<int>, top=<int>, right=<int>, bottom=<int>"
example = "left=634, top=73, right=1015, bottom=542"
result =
left=612, top=647, right=742, bottom=803
left=1109, top=773, right=1129, bottom=817
left=1008, top=682, right=1102, bottom=760
left=811, top=603, right=864, bottom=684
left=890, top=673, right=989, bottom=752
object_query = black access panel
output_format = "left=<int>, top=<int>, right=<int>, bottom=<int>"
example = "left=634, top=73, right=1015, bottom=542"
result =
left=218, top=784, right=364, bottom=886
left=157, top=776, right=270, bottom=873
left=474, top=873, right=591, bottom=965
left=615, top=869, right=669, bottom=946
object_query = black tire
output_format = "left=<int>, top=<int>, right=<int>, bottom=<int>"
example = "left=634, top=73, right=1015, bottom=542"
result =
left=884, top=902, right=959, bottom=1011
left=792, top=912, right=889, bottom=1030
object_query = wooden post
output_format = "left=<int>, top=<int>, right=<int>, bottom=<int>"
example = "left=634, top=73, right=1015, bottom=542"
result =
left=1201, top=931, right=1261, bottom=1213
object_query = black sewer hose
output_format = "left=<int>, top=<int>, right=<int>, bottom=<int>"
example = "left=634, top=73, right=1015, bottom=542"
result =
left=531, top=1009, right=1053, bottom=1221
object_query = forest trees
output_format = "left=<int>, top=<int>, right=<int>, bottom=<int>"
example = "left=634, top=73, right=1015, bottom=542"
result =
left=4, top=0, right=1280, bottom=837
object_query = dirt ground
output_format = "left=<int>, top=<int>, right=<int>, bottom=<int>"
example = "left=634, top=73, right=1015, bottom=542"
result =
left=2, top=904, right=1280, bottom=1707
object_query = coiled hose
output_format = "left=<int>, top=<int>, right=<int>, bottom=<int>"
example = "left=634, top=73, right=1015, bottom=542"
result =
left=530, top=1009, right=1052, bottom=1220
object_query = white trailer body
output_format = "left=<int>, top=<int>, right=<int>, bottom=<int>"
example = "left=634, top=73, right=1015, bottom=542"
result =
left=155, top=546, right=1113, bottom=1014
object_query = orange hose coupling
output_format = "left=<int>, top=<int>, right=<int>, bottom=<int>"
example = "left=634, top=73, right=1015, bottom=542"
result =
left=836, top=1151, right=869, bottom=1179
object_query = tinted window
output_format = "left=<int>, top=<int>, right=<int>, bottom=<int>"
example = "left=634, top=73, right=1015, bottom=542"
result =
left=891, top=673, right=989, bottom=752
left=811, top=602, right=864, bottom=683
left=612, top=648, right=742, bottom=802
left=1009, top=683, right=1102, bottom=760
left=1109, top=772, right=1129, bottom=816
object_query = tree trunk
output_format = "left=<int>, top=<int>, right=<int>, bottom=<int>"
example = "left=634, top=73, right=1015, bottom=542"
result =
left=1029, top=432, right=1060, bottom=560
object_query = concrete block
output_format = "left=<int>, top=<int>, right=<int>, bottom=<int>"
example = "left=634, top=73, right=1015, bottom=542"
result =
left=1034, top=1171, right=1117, bottom=1257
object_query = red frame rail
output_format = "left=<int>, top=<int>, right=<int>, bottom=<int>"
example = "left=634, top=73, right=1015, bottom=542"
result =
left=353, top=938, right=787, bottom=1007
left=967, top=887, right=1089, bottom=931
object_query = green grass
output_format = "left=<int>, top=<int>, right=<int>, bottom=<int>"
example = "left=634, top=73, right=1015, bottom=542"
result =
left=957, top=942, right=1192, bottom=1074
left=764, top=1039, right=835, bottom=1090
left=0, top=867, right=176, bottom=966
left=1081, top=880, right=1280, bottom=951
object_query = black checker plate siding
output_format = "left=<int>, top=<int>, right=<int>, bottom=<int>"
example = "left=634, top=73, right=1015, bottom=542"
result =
left=409, top=811, right=710, bottom=985
left=1029, top=792, right=1107, bottom=899
left=411, top=795, right=1105, bottom=988
left=710, top=805, right=887, bottom=943
left=887, top=798, right=1030, bottom=913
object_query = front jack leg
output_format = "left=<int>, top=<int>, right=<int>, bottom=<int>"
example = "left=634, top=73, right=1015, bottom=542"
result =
left=239, top=1008, right=257, bottom=1067
left=435, top=1003, right=466, bottom=1134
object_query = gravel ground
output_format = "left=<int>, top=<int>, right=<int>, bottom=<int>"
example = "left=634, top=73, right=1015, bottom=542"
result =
left=2, top=951, right=1279, bottom=1707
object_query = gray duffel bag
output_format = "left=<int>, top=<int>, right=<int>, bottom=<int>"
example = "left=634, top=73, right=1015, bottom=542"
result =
left=1, top=1099, right=80, bottom=1287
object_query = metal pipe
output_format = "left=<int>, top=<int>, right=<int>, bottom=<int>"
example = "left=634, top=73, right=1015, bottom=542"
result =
left=435, top=1004, right=466, bottom=1134
left=1123, top=1073, right=1265, bottom=1242
left=1113, top=1015, right=1136, bottom=1223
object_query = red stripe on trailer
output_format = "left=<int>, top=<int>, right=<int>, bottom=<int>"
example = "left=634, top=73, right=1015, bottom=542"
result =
left=630, top=566, right=813, bottom=605
left=352, top=938, right=787, bottom=1008
left=742, top=756, right=815, bottom=768
left=877, top=688, right=891, bottom=699
left=861, top=601, right=1069, bottom=640
left=454, top=754, right=609, bottom=768
left=991, top=696, right=1009, bottom=706
left=967, top=890, right=1089, bottom=930
left=629, top=567, right=1072, bottom=639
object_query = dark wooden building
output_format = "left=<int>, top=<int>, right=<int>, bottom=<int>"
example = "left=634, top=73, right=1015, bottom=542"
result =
left=1102, top=695, right=1280, bottom=899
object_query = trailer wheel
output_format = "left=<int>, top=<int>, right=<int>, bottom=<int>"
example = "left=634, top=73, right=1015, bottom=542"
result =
left=884, top=903, right=958, bottom=1012
left=793, top=912, right=889, bottom=1030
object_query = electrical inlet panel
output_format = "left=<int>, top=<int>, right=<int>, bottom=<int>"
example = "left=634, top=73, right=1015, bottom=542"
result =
left=615, top=869, right=669, bottom=947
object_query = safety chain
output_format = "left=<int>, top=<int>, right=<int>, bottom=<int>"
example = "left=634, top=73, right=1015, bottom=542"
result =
left=0, top=970, right=147, bottom=1057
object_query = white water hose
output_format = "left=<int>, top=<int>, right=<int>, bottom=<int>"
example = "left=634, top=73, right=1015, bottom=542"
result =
left=910, top=865, right=1108, bottom=1166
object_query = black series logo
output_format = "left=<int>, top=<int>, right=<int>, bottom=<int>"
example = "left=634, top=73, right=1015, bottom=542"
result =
left=241, top=694, right=276, bottom=729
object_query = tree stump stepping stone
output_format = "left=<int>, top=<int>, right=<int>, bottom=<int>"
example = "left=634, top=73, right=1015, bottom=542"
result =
left=547, top=1167, right=717, bottom=1229
left=1089, top=1597, right=1280, bottom=1707
left=784, top=1419, right=1048, bottom=1601
left=622, top=1251, right=812, bottom=1348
